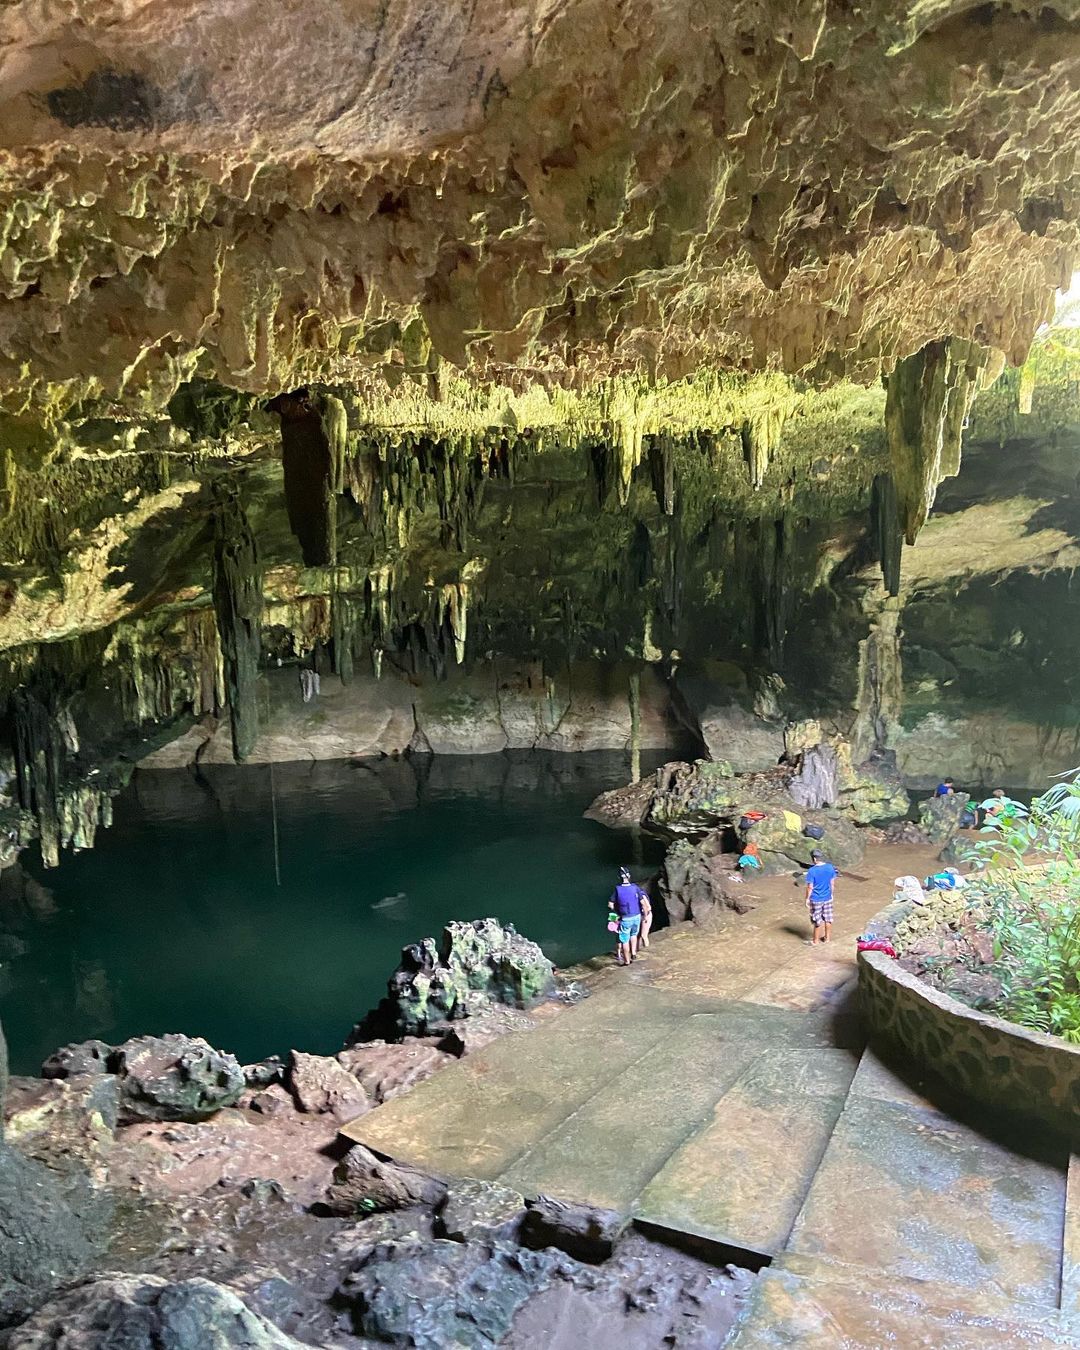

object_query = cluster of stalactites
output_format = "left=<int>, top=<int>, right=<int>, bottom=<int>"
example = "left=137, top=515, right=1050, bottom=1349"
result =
left=268, top=383, right=518, bottom=567
left=6, top=680, right=114, bottom=868
left=107, top=610, right=224, bottom=727
left=342, top=427, right=514, bottom=556
left=264, top=553, right=486, bottom=686
left=884, top=338, right=989, bottom=548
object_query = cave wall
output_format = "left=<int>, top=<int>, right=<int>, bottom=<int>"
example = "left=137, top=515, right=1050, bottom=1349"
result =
left=0, top=331, right=1076, bottom=865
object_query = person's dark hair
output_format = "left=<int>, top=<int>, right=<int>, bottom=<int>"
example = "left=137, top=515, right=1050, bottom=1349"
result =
left=944, top=777, right=954, bottom=785
left=810, top=849, right=824, bottom=862
left=618, top=866, right=631, bottom=883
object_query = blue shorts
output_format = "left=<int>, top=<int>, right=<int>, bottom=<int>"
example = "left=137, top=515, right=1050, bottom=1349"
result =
left=618, top=914, right=641, bottom=944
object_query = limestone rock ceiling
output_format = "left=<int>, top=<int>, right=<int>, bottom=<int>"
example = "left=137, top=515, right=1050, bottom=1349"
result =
left=0, top=0, right=1078, bottom=418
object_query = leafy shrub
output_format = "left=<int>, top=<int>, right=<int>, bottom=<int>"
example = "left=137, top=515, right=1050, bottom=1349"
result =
left=962, top=771, right=1080, bottom=1042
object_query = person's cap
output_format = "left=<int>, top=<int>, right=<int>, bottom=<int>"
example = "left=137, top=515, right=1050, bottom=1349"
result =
left=810, top=849, right=824, bottom=861
left=619, top=866, right=631, bottom=882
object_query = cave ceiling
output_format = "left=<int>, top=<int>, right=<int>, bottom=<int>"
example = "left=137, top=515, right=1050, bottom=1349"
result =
left=0, top=0, right=1077, bottom=693
left=1, top=0, right=1079, bottom=423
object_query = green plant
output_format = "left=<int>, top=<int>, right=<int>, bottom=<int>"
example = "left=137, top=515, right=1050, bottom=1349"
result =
left=960, top=771, right=1080, bottom=1041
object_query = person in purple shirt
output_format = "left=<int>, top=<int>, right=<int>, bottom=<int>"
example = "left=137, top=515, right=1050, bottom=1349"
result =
left=804, top=849, right=838, bottom=945
left=610, top=867, right=650, bottom=966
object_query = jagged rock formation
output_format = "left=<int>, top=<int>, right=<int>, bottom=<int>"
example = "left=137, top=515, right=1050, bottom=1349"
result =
left=7, top=1276, right=307, bottom=1350
left=884, top=339, right=991, bottom=545
left=354, top=918, right=555, bottom=1042
left=42, top=1033, right=246, bottom=1123
left=0, top=5, right=1074, bottom=861
left=0, top=1, right=1077, bottom=418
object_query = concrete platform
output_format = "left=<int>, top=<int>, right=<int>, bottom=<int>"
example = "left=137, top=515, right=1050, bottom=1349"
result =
left=342, top=844, right=1077, bottom=1343
left=730, top=1261, right=1080, bottom=1349
left=788, top=1055, right=1067, bottom=1306
left=633, top=1047, right=854, bottom=1256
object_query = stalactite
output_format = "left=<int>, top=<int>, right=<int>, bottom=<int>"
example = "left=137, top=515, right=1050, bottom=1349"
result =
left=628, top=670, right=641, bottom=784
left=332, top=590, right=355, bottom=685
left=7, top=673, right=116, bottom=868
left=588, top=440, right=616, bottom=508
left=438, top=583, right=468, bottom=665
left=211, top=486, right=262, bottom=762
left=752, top=516, right=792, bottom=669
left=184, top=609, right=225, bottom=717
left=268, top=388, right=346, bottom=567
left=10, top=686, right=63, bottom=862
left=649, top=433, right=677, bottom=515
left=740, top=404, right=788, bottom=489
left=627, top=520, right=653, bottom=590
left=884, top=338, right=987, bottom=544
left=870, top=472, right=903, bottom=597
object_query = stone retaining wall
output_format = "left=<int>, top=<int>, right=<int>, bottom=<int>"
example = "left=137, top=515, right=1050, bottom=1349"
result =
left=858, top=904, right=1080, bottom=1139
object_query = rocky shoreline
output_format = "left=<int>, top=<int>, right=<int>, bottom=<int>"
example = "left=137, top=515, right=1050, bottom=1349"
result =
left=1, top=913, right=760, bottom=1348
left=0, top=733, right=967, bottom=1348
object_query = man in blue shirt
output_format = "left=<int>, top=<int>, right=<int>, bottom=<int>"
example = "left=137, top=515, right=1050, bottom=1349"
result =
left=935, top=778, right=955, bottom=797
left=610, top=867, right=650, bottom=966
left=804, top=849, right=838, bottom=945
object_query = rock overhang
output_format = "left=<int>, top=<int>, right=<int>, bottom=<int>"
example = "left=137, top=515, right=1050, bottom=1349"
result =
left=0, top=0, right=1078, bottom=420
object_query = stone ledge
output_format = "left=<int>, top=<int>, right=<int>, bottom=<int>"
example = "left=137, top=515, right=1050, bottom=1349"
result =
left=858, top=946, right=1080, bottom=1141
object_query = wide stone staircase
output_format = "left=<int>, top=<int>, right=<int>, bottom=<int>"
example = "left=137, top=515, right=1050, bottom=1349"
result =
left=344, top=884, right=1080, bottom=1347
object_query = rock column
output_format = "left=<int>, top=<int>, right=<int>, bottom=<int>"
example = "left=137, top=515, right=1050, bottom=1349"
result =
left=211, top=487, right=263, bottom=762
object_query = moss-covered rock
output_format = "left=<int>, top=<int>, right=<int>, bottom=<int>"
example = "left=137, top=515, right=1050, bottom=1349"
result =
left=353, top=918, right=555, bottom=1041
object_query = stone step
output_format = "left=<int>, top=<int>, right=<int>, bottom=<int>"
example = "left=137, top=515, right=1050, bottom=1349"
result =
left=633, top=1046, right=856, bottom=1258
left=496, top=1020, right=760, bottom=1211
left=728, top=1256, right=1080, bottom=1349
left=342, top=983, right=694, bottom=1180
left=784, top=1048, right=1069, bottom=1309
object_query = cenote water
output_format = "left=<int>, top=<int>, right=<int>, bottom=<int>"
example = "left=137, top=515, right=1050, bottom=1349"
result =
left=0, top=752, right=666, bottom=1075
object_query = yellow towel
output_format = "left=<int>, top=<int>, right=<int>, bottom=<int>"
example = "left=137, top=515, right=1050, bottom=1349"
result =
left=783, top=809, right=802, bottom=832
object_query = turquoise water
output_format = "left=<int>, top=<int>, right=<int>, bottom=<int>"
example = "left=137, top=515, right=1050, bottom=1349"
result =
left=0, top=753, right=665, bottom=1076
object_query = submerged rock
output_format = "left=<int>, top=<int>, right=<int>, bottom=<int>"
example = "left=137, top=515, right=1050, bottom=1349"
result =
left=42, top=1033, right=245, bottom=1123
left=354, top=918, right=555, bottom=1041
left=6, top=1274, right=305, bottom=1349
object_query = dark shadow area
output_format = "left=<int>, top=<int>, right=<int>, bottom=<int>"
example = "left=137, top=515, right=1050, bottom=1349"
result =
left=865, top=1035, right=1073, bottom=1163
